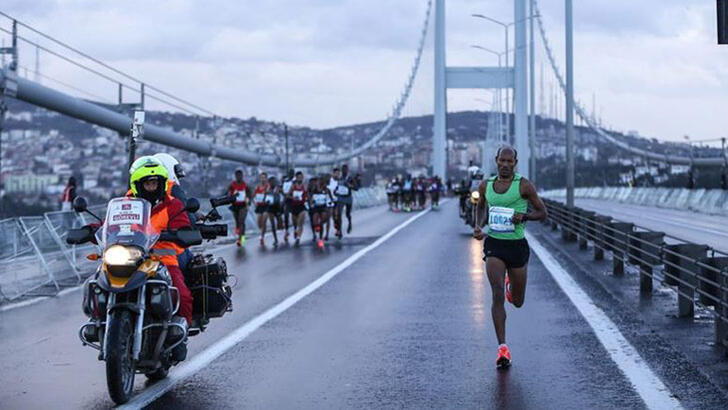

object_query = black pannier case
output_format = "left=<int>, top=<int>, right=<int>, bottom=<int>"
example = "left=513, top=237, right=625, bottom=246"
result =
left=185, top=254, right=232, bottom=319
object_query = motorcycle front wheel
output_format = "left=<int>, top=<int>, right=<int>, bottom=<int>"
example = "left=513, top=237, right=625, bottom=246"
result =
left=106, top=309, right=136, bottom=404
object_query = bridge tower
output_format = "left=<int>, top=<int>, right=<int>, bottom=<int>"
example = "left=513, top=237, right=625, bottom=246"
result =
left=433, top=0, right=530, bottom=180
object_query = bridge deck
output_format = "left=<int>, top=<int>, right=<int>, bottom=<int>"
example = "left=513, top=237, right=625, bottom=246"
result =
left=0, top=202, right=725, bottom=408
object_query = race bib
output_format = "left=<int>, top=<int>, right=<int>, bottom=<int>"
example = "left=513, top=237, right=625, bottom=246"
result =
left=293, top=190, right=304, bottom=200
left=488, top=206, right=515, bottom=233
left=265, top=194, right=275, bottom=205
left=254, top=193, right=265, bottom=204
left=235, top=191, right=246, bottom=203
left=282, top=181, right=292, bottom=193
left=335, top=185, right=350, bottom=196
left=313, top=194, right=327, bottom=206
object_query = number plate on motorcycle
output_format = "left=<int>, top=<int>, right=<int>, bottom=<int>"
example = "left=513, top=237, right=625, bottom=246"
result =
left=488, top=206, right=515, bottom=233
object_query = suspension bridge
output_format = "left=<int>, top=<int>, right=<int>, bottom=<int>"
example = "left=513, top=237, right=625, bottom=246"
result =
left=0, top=1, right=727, bottom=408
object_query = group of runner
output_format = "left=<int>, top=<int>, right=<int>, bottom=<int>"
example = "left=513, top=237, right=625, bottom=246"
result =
left=385, top=174, right=443, bottom=212
left=226, top=164, right=361, bottom=249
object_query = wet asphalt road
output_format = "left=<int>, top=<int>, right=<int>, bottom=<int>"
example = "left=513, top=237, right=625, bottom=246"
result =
left=0, top=200, right=717, bottom=409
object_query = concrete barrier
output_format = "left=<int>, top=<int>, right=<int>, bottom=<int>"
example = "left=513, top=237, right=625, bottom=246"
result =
left=542, top=187, right=728, bottom=217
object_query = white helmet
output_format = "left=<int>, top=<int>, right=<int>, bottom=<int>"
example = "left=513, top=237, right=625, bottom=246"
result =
left=153, top=153, right=184, bottom=184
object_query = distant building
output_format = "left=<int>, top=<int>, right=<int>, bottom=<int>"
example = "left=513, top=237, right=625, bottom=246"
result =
left=5, top=174, right=59, bottom=194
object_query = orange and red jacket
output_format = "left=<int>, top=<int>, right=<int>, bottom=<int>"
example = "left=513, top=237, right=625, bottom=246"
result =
left=103, top=191, right=191, bottom=267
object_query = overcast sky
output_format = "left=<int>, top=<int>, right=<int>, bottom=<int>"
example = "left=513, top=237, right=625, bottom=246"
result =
left=2, top=0, right=727, bottom=143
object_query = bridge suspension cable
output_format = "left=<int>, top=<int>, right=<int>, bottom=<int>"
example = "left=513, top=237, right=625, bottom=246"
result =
left=0, top=1, right=433, bottom=166
left=532, top=0, right=724, bottom=167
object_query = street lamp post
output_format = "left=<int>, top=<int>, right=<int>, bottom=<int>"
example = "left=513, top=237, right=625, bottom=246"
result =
left=470, top=45, right=506, bottom=142
left=472, top=14, right=512, bottom=142
left=565, top=0, right=575, bottom=207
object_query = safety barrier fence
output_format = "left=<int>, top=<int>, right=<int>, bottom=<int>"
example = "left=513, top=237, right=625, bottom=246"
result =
left=0, top=188, right=387, bottom=304
left=542, top=187, right=728, bottom=216
left=542, top=198, right=728, bottom=353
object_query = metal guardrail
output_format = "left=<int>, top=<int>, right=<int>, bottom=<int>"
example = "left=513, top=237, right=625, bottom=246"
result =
left=0, top=188, right=387, bottom=304
left=542, top=198, right=728, bottom=352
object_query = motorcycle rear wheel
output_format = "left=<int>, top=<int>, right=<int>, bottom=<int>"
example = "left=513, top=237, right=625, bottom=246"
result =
left=106, top=310, right=136, bottom=404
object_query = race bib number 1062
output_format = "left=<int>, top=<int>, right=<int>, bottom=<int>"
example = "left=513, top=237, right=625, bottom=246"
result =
left=488, top=206, right=515, bottom=233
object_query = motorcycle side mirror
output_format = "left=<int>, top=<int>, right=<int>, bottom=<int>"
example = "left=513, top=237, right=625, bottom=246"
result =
left=73, top=196, right=102, bottom=222
left=185, top=198, right=200, bottom=213
left=73, top=196, right=88, bottom=213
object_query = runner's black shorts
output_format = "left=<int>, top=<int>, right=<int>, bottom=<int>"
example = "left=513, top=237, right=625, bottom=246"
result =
left=254, top=205, right=267, bottom=214
left=311, top=206, right=327, bottom=215
left=290, top=203, right=306, bottom=216
left=267, top=204, right=283, bottom=216
left=336, top=196, right=352, bottom=206
left=483, top=236, right=530, bottom=269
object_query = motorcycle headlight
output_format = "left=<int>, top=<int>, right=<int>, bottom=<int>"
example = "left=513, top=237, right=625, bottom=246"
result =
left=470, top=191, right=480, bottom=201
left=104, top=245, right=143, bottom=267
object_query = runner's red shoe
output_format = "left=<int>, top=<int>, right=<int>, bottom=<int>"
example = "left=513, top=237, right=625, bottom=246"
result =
left=505, top=274, right=513, bottom=304
left=496, top=344, right=511, bottom=369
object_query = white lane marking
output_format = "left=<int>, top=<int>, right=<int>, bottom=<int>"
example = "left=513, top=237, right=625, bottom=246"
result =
left=119, top=205, right=436, bottom=409
left=526, top=232, right=683, bottom=410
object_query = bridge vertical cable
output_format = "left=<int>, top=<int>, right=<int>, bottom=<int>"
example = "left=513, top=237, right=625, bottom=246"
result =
left=532, top=0, right=722, bottom=166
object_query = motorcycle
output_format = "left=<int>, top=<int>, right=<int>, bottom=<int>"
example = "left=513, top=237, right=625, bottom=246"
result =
left=67, top=195, right=233, bottom=404
left=457, top=178, right=484, bottom=228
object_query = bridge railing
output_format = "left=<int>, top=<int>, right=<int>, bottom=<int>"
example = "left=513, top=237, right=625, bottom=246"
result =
left=0, top=187, right=387, bottom=304
left=543, top=198, right=728, bottom=353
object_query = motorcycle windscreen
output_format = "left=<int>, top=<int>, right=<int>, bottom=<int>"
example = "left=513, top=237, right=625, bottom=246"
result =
left=98, top=197, right=159, bottom=252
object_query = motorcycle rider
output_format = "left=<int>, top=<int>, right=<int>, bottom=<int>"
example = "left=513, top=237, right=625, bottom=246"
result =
left=227, top=169, right=252, bottom=247
left=153, top=153, right=197, bottom=269
left=88, top=156, right=193, bottom=361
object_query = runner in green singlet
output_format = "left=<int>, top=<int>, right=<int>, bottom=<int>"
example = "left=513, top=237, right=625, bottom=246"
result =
left=473, top=145, right=548, bottom=369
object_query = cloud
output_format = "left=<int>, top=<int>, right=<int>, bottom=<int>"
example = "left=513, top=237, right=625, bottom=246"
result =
left=1, top=0, right=726, bottom=142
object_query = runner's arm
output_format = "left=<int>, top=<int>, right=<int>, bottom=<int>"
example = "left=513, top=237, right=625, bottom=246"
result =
left=514, top=179, right=547, bottom=223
